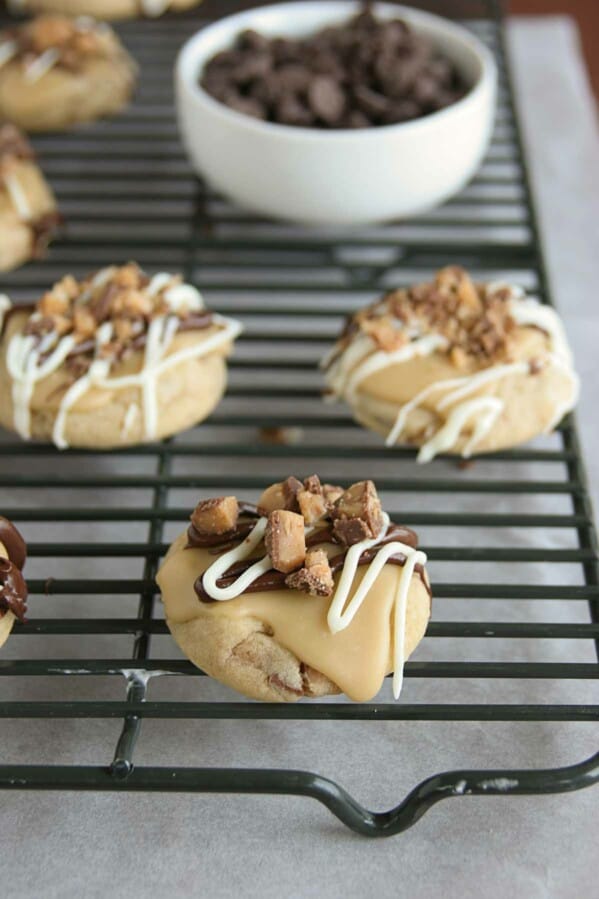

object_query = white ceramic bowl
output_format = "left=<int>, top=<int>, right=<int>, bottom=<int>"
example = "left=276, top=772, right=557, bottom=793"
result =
left=176, top=1, right=497, bottom=226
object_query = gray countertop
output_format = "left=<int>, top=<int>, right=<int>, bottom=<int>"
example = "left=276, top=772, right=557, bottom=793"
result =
left=3, top=16, right=599, bottom=899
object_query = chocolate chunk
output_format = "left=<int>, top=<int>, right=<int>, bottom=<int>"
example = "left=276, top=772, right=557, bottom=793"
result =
left=285, top=549, right=334, bottom=597
left=308, top=76, right=346, bottom=124
left=265, top=510, right=306, bottom=574
left=191, top=496, right=239, bottom=536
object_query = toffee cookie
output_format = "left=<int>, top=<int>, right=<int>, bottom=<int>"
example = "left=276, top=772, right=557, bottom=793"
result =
left=0, top=15, right=137, bottom=132
left=0, top=124, right=59, bottom=271
left=0, top=516, right=28, bottom=651
left=0, top=263, right=242, bottom=448
left=157, top=477, right=431, bottom=702
left=6, top=0, right=203, bottom=20
left=323, top=267, right=579, bottom=462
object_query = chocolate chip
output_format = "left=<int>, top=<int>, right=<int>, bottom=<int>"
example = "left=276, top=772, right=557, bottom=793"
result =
left=223, top=92, right=267, bottom=120
left=199, top=5, right=467, bottom=130
left=353, top=84, right=389, bottom=119
left=308, top=75, right=346, bottom=124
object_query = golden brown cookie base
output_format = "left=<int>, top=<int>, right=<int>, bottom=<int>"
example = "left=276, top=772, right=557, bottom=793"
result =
left=0, top=52, right=136, bottom=132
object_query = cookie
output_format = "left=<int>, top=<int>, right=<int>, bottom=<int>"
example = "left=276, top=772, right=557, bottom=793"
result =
left=0, top=124, right=60, bottom=272
left=6, top=0, right=203, bottom=20
left=0, top=263, right=242, bottom=449
left=0, top=15, right=137, bottom=132
left=323, top=267, right=579, bottom=462
left=0, top=516, right=28, bottom=651
left=157, top=477, right=431, bottom=702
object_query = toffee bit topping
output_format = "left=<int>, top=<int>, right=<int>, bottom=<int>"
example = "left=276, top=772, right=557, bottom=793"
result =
left=265, top=509, right=306, bottom=574
left=296, top=475, right=328, bottom=525
left=191, top=496, right=239, bottom=537
left=331, top=480, right=384, bottom=546
left=257, top=475, right=303, bottom=516
left=337, top=266, right=520, bottom=367
left=1, top=15, right=118, bottom=74
left=21, top=263, right=211, bottom=369
left=189, top=477, right=424, bottom=602
left=285, top=549, right=334, bottom=597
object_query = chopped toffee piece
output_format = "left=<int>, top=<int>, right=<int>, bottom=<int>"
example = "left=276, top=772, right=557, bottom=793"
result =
left=322, top=483, right=344, bottom=507
left=285, top=549, right=334, bottom=597
left=330, top=266, right=522, bottom=371
left=257, top=475, right=303, bottom=516
left=265, top=509, right=306, bottom=574
left=191, top=496, right=239, bottom=536
left=297, top=474, right=327, bottom=524
left=331, top=480, right=384, bottom=545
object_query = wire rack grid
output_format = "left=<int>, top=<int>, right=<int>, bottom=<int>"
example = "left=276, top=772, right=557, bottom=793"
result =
left=0, top=1, right=597, bottom=837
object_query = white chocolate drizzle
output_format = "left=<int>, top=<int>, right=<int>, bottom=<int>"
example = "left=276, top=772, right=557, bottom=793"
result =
left=3, top=171, right=31, bottom=220
left=200, top=512, right=426, bottom=700
left=5, top=272, right=242, bottom=448
left=24, top=48, right=60, bottom=83
left=325, top=284, right=579, bottom=462
left=0, top=41, right=18, bottom=70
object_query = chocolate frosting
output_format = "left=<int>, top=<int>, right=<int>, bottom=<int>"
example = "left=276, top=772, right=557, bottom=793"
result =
left=0, top=517, right=28, bottom=621
left=0, top=516, right=27, bottom=570
left=0, top=558, right=28, bottom=621
left=192, top=519, right=429, bottom=603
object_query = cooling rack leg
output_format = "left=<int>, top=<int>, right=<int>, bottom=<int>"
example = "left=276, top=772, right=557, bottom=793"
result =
left=1, top=752, right=598, bottom=837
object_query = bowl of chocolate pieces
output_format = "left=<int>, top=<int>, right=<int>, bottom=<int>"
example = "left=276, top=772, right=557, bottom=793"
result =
left=176, top=1, right=496, bottom=225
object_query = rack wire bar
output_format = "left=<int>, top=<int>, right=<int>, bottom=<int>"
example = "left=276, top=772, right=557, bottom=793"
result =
left=0, top=1, right=598, bottom=836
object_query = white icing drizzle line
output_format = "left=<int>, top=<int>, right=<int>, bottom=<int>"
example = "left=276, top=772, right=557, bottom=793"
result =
left=51, top=322, right=114, bottom=449
left=200, top=512, right=426, bottom=700
left=0, top=41, right=18, bottom=70
left=7, top=330, right=77, bottom=439
left=6, top=275, right=242, bottom=447
left=24, top=48, right=60, bottom=84
left=2, top=171, right=31, bottom=220
left=325, top=332, right=448, bottom=405
left=121, top=402, right=139, bottom=440
left=326, top=284, right=579, bottom=462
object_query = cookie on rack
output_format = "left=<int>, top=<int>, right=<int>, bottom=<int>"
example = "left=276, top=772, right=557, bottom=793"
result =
left=0, top=15, right=137, bottom=132
left=0, top=263, right=243, bottom=448
left=6, top=0, right=203, bottom=20
left=157, top=476, right=431, bottom=702
left=0, top=124, right=60, bottom=271
left=0, top=516, right=28, bottom=651
left=323, top=266, right=579, bottom=462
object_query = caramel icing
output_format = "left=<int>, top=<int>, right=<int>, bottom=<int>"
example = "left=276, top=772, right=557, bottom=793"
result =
left=159, top=503, right=431, bottom=703
left=324, top=276, right=579, bottom=461
left=158, top=533, right=430, bottom=702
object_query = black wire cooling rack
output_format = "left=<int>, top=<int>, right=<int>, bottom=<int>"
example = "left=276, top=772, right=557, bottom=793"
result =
left=0, top=1, right=598, bottom=837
